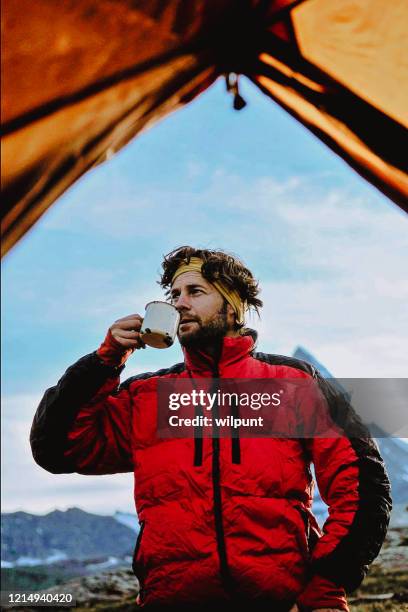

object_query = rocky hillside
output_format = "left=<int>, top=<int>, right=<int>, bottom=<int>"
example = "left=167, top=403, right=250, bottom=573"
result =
left=1, top=507, right=138, bottom=564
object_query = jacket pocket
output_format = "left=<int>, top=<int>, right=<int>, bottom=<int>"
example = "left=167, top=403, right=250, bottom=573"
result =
left=294, top=505, right=311, bottom=561
left=132, top=520, right=145, bottom=576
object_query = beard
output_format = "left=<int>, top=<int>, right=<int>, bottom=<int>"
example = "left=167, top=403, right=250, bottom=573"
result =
left=178, top=302, right=229, bottom=349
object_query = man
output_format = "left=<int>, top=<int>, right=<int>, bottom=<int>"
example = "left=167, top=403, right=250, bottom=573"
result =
left=31, top=246, right=391, bottom=612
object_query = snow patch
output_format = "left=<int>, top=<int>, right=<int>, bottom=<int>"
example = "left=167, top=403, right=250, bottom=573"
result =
left=86, top=556, right=121, bottom=571
left=45, top=550, right=68, bottom=564
left=3, top=550, right=68, bottom=568
left=15, top=556, right=43, bottom=567
left=113, top=511, right=140, bottom=533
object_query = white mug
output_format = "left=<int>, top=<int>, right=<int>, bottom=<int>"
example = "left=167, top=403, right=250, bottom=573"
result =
left=140, top=301, right=180, bottom=349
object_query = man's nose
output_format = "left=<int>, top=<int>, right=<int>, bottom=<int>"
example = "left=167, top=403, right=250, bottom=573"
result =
left=174, top=294, right=191, bottom=311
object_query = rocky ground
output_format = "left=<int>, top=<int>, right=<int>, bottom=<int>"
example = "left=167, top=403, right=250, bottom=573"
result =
left=4, top=528, right=407, bottom=611
left=347, top=527, right=408, bottom=611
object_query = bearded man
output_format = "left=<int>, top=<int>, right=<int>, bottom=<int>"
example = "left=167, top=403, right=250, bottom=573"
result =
left=31, top=246, right=391, bottom=612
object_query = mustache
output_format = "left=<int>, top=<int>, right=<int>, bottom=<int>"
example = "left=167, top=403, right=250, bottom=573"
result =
left=179, top=316, right=201, bottom=325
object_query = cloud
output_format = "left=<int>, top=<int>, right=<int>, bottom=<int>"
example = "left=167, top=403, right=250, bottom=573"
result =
left=1, top=394, right=134, bottom=514
left=40, top=165, right=407, bottom=283
left=256, top=277, right=408, bottom=376
left=8, top=173, right=408, bottom=360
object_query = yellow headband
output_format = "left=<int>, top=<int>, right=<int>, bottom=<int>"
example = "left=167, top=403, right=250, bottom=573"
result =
left=171, top=257, right=246, bottom=325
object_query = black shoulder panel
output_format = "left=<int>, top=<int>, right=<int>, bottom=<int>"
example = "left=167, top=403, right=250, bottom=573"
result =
left=117, top=362, right=185, bottom=392
left=30, top=352, right=126, bottom=474
left=253, top=351, right=317, bottom=378
left=30, top=354, right=185, bottom=474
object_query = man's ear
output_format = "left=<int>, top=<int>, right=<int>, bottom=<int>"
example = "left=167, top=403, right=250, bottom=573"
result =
left=226, top=303, right=236, bottom=326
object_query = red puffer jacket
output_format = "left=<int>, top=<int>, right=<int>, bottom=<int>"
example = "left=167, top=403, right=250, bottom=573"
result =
left=30, top=331, right=391, bottom=611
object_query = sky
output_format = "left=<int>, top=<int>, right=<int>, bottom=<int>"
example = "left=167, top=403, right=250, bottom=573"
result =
left=2, top=77, right=407, bottom=516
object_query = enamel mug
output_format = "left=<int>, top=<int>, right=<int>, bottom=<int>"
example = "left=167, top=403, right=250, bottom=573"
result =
left=140, top=301, right=180, bottom=349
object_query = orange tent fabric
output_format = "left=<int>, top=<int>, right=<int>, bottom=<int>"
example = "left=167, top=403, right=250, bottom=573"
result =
left=2, top=0, right=407, bottom=256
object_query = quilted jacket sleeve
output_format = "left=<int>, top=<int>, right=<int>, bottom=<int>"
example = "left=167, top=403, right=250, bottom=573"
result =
left=299, top=373, right=392, bottom=595
left=30, top=352, right=134, bottom=475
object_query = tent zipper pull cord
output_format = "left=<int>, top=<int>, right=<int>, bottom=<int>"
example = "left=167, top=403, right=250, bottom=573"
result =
left=225, top=73, right=247, bottom=110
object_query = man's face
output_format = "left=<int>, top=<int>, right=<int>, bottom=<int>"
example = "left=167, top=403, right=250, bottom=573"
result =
left=170, top=271, right=235, bottom=348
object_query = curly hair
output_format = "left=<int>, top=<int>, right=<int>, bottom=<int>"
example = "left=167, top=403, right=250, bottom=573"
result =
left=159, top=246, right=263, bottom=326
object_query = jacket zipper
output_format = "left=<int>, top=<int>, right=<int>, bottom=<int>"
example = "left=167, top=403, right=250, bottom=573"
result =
left=188, top=369, right=204, bottom=466
left=231, top=395, right=241, bottom=464
left=193, top=404, right=204, bottom=466
left=211, top=367, right=236, bottom=596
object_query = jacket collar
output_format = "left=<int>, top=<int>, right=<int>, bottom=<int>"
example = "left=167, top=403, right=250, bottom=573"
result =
left=182, top=328, right=257, bottom=374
